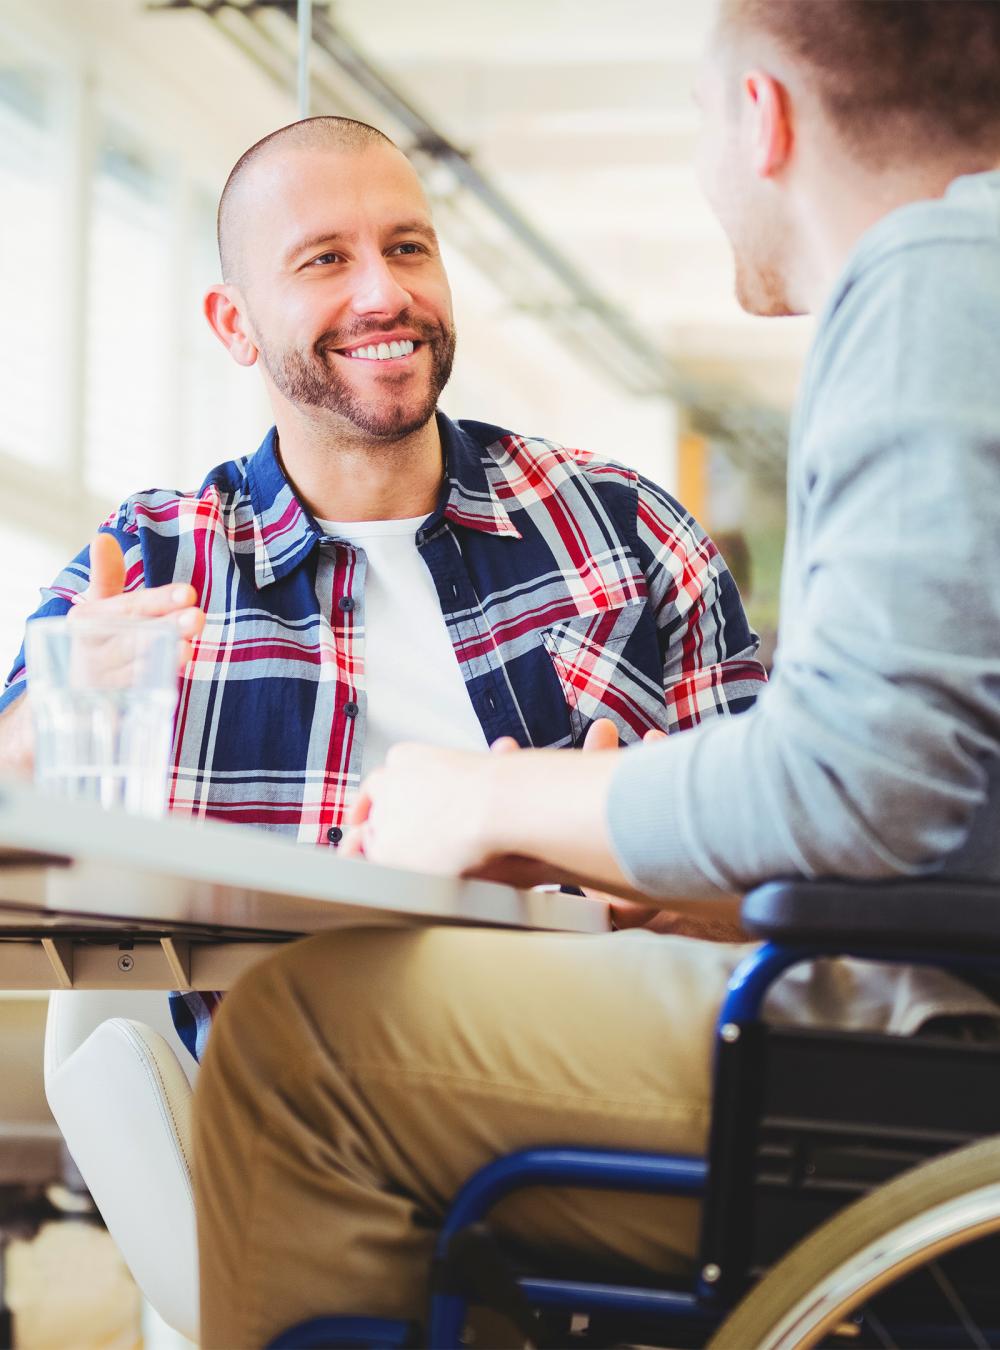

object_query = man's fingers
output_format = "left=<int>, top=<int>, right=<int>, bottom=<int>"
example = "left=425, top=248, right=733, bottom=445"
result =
left=609, top=898, right=661, bottom=929
left=610, top=904, right=746, bottom=941
left=93, top=583, right=198, bottom=619
left=175, top=607, right=204, bottom=636
left=338, top=826, right=367, bottom=858
left=490, top=736, right=521, bottom=755
left=0, top=694, right=34, bottom=778
left=581, top=721, right=666, bottom=754
left=85, top=534, right=127, bottom=601
left=347, top=769, right=384, bottom=827
left=469, top=854, right=565, bottom=888
left=346, top=794, right=371, bottom=828
left=73, top=585, right=201, bottom=626
left=79, top=530, right=197, bottom=617
left=177, top=635, right=202, bottom=669
left=67, top=542, right=203, bottom=676
left=582, top=718, right=620, bottom=753
left=383, top=741, right=435, bottom=769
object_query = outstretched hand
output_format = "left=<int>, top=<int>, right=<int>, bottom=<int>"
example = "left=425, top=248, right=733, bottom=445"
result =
left=338, top=722, right=640, bottom=865
left=0, top=534, right=207, bottom=778
left=341, top=718, right=744, bottom=942
left=339, top=721, right=622, bottom=869
left=72, top=533, right=206, bottom=670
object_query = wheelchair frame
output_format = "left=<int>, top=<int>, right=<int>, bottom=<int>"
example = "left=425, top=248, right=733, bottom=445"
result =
left=270, top=878, right=1000, bottom=1350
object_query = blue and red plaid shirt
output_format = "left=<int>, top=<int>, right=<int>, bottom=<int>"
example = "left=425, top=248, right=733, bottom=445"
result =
left=2, top=413, right=765, bottom=1058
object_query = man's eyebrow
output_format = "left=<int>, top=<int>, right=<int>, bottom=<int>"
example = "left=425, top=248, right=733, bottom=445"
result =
left=284, top=220, right=438, bottom=266
left=387, top=219, right=439, bottom=244
left=284, top=230, right=356, bottom=265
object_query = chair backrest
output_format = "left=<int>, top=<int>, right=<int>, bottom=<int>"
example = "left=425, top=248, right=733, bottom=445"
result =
left=44, top=990, right=197, bottom=1087
left=44, top=991, right=199, bottom=1342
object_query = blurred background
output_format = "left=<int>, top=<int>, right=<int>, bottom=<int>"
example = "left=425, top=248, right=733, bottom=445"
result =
left=0, top=0, right=811, bottom=1343
left=0, top=0, right=814, bottom=664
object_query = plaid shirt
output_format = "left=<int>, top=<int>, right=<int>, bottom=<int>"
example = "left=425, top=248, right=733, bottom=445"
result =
left=2, top=413, right=765, bottom=1058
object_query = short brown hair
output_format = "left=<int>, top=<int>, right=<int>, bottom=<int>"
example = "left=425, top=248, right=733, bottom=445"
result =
left=721, top=0, right=1000, bottom=167
left=217, top=116, right=397, bottom=282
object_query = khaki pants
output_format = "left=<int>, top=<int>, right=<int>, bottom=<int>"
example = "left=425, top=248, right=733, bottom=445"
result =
left=194, top=926, right=751, bottom=1347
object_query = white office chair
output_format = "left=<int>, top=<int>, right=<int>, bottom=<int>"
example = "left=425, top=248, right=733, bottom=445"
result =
left=43, top=990, right=199, bottom=1343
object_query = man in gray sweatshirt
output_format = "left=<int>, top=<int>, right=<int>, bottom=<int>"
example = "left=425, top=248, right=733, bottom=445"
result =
left=194, top=3, right=1000, bottom=1342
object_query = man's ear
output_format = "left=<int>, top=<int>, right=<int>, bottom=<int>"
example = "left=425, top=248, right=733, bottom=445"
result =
left=203, top=284, right=259, bottom=367
left=744, top=69, right=793, bottom=178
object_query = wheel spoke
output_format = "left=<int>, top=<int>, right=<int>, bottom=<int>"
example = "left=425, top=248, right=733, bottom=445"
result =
left=706, top=1138, right=1000, bottom=1350
left=859, top=1304, right=897, bottom=1350
left=927, top=1259, right=989, bottom=1349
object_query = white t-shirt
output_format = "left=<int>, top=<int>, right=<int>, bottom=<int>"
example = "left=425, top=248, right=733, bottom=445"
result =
left=315, top=516, right=489, bottom=781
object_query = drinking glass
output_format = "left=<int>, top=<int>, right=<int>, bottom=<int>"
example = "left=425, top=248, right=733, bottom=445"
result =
left=25, top=617, right=179, bottom=818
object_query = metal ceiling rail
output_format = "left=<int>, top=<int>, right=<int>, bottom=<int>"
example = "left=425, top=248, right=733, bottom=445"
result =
left=149, top=0, right=789, bottom=472
left=296, top=0, right=311, bottom=116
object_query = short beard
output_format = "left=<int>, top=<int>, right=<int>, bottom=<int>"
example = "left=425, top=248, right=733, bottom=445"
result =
left=260, top=315, right=457, bottom=442
left=732, top=242, right=796, bottom=318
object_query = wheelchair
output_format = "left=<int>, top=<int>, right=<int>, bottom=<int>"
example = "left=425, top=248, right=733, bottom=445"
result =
left=270, top=877, right=1000, bottom=1349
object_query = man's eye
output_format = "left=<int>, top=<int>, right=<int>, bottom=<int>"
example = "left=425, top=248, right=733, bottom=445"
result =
left=310, top=252, right=342, bottom=266
left=390, top=242, right=424, bottom=256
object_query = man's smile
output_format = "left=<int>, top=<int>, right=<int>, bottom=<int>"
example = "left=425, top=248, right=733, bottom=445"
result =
left=333, top=334, right=421, bottom=364
left=267, top=305, right=454, bottom=431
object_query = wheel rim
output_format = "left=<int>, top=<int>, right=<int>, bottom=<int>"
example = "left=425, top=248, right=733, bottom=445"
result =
left=754, top=1182, right=1000, bottom=1350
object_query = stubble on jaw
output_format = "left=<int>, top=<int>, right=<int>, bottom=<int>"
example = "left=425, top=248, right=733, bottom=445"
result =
left=259, top=317, right=457, bottom=443
left=734, top=257, right=796, bottom=317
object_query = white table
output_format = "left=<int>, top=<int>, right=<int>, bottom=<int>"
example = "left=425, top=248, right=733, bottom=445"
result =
left=0, top=778, right=608, bottom=990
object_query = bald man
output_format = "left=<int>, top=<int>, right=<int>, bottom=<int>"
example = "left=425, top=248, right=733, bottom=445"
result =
left=0, top=117, right=764, bottom=1061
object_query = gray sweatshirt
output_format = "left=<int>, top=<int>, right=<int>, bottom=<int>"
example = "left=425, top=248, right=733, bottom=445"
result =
left=609, top=170, right=1000, bottom=899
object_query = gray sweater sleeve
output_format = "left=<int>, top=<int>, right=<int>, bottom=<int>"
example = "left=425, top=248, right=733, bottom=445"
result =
left=608, top=230, right=1000, bottom=896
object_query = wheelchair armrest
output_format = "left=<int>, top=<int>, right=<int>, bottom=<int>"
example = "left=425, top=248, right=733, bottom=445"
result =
left=740, top=878, right=1000, bottom=953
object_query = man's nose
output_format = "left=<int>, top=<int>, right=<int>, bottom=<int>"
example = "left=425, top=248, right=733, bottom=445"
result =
left=350, top=255, right=412, bottom=317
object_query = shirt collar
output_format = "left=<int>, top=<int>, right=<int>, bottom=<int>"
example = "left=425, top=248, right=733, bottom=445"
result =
left=244, top=412, right=522, bottom=589
left=244, top=428, right=320, bottom=589
left=427, top=413, right=522, bottom=542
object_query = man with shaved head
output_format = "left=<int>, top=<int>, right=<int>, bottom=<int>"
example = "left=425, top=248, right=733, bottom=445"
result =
left=188, top=3, right=1000, bottom=1344
left=217, top=116, right=393, bottom=281
left=0, top=116, right=763, bottom=1068
left=214, top=117, right=457, bottom=449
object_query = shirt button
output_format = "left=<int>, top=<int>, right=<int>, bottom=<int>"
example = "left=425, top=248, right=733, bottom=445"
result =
left=338, top=596, right=355, bottom=612
left=343, top=701, right=359, bottom=718
left=327, top=826, right=343, bottom=845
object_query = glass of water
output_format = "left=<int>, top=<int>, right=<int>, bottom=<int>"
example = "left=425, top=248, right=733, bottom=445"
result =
left=25, top=617, right=179, bottom=818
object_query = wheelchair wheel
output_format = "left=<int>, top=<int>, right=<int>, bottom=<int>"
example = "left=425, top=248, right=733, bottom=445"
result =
left=707, top=1135, right=1000, bottom=1350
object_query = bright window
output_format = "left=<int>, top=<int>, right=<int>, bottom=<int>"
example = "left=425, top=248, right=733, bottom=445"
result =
left=178, top=190, right=272, bottom=489
left=84, top=121, right=173, bottom=503
left=0, top=522, right=67, bottom=677
left=0, top=68, right=59, bottom=468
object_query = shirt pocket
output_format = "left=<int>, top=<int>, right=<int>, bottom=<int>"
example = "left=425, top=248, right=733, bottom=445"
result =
left=540, top=601, right=670, bottom=746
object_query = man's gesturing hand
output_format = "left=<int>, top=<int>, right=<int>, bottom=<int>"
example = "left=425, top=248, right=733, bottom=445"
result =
left=73, top=533, right=206, bottom=670
left=0, top=534, right=206, bottom=778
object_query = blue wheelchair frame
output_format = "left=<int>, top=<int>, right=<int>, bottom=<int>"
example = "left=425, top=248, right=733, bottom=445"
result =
left=270, top=878, right=1000, bottom=1349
